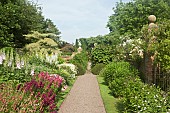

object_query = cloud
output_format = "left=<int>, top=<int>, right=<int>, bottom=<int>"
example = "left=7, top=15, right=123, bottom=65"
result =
left=31, top=0, right=131, bottom=43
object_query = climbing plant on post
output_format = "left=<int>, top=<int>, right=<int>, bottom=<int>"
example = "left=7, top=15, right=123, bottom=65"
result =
left=144, top=15, right=158, bottom=84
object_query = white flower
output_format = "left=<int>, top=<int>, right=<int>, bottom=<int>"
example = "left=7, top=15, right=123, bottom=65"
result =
left=0, top=56, right=3, bottom=64
left=20, top=60, right=25, bottom=67
left=16, top=61, right=21, bottom=69
left=58, top=63, right=77, bottom=74
left=0, top=53, right=5, bottom=64
left=30, top=69, right=34, bottom=75
left=8, top=60, right=12, bottom=67
left=2, top=53, right=5, bottom=60
left=61, top=85, right=68, bottom=92
left=144, top=107, right=146, bottom=110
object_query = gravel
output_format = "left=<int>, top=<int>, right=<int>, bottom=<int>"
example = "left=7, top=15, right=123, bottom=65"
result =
left=58, top=63, right=106, bottom=113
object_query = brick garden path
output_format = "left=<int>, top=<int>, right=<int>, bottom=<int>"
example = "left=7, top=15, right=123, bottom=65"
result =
left=58, top=62, right=106, bottom=113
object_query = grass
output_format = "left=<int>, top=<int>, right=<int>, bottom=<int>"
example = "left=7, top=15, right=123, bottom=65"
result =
left=97, top=76, right=124, bottom=113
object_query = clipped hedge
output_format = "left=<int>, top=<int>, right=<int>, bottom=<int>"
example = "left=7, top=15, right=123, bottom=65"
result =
left=91, top=63, right=105, bottom=75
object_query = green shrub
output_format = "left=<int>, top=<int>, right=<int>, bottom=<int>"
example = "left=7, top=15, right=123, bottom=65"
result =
left=70, top=51, right=88, bottom=75
left=91, top=63, right=105, bottom=75
left=109, top=76, right=143, bottom=97
left=99, top=61, right=138, bottom=85
left=58, top=56, right=65, bottom=64
left=91, top=45, right=114, bottom=67
left=75, top=63, right=86, bottom=76
left=123, top=84, right=169, bottom=113
left=100, top=61, right=170, bottom=112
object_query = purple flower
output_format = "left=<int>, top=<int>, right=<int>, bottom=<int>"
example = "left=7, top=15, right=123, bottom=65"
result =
left=39, top=81, right=44, bottom=88
left=36, top=92, right=41, bottom=97
left=48, top=89, right=53, bottom=97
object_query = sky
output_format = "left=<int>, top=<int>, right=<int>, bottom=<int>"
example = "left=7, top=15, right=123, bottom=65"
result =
left=31, top=0, right=131, bottom=43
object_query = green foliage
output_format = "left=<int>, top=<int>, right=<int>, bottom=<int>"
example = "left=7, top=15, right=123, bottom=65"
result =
left=109, top=76, right=142, bottom=97
left=91, top=45, right=114, bottom=66
left=107, top=0, right=170, bottom=38
left=91, top=63, right=105, bottom=75
left=55, top=69, right=74, bottom=86
left=75, top=39, right=79, bottom=51
left=70, top=51, right=88, bottom=75
left=74, top=63, right=86, bottom=76
left=78, top=33, right=121, bottom=53
left=123, top=84, right=169, bottom=113
left=100, top=61, right=169, bottom=112
left=97, top=76, right=124, bottom=113
left=0, top=47, right=32, bottom=82
left=58, top=56, right=65, bottom=64
left=0, top=0, right=45, bottom=47
left=25, top=31, right=58, bottom=53
left=42, top=19, right=61, bottom=35
left=99, top=61, right=138, bottom=85
left=0, top=72, right=64, bottom=112
left=152, top=20, right=170, bottom=72
left=0, top=66, right=32, bottom=83
left=79, top=38, right=88, bottom=51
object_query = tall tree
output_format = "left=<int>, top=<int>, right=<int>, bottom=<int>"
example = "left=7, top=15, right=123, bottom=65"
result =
left=0, top=0, right=44, bottom=47
left=107, top=0, right=170, bottom=38
left=42, top=19, right=61, bottom=42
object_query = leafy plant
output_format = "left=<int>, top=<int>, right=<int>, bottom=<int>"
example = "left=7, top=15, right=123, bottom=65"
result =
left=0, top=72, right=64, bottom=112
left=91, top=63, right=105, bottom=75
left=123, top=84, right=169, bottom=113
left=70, top=51, right=88, bottom=75
left=91, top=45, right=114, bottom=67
left=99, top=61, right=138, bottom=85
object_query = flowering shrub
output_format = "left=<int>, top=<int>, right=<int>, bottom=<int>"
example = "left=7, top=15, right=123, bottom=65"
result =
left=123, top=84, right=169, bottom=112
left=100, top=61, right=170, bottom=112
left=0, top=72, right=64, bottom=113
left=58, top=63, right=77, bottom=78
left=0, top=48, right=32, bottom=82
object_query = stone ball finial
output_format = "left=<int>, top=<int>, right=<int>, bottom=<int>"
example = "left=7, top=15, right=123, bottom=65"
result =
left=148, top=15, right=156, bottom=23
left=149, top=23, right=158, bottom=29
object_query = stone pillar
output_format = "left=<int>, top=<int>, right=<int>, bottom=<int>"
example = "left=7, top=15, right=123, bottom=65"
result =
left=144, top=15, right=157, bottom=84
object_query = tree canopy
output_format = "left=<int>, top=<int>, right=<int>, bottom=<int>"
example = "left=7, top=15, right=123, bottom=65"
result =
left=0, top=0, right=60, bottom=48
left=107, top=0, right=170, bottom=38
